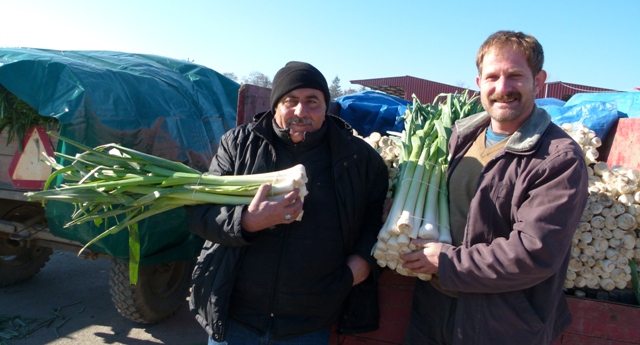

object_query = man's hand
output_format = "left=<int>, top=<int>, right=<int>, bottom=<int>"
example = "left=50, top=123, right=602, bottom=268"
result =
left=346, top=254, right=371, bottom=286
left=400, top=240, right=443, bottom=275
left=241, top=184, right=303, bottom=232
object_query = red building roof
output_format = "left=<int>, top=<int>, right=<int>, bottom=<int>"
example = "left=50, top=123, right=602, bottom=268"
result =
left=538, top=81, right=618, bottom=100
left=350, top=76, right=473, bottom=104
left=351, top=76, right=618, bottom=102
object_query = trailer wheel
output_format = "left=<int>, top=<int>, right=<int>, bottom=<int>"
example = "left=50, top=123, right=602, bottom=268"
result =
left=109, top=258, right=194, bottom=324
left=0, top=204, right=53, bottom=287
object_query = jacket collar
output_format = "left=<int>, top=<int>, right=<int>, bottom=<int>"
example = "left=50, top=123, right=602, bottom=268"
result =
left=455, top=104, right=551, bottom=152
left=250, top=110, right=356, bottom=151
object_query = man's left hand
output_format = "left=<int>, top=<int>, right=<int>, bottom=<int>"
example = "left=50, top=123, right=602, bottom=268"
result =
left=346, top=254, right=371, bottom=286
left=400, top=240, right=443, bottom=275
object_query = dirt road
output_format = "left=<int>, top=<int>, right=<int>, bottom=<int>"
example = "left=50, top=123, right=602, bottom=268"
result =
left=0, top=250, right=208, bottom=345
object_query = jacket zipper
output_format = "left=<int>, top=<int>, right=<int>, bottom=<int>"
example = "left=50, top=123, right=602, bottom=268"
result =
left=264, top=190, right=293, bottom=339
left=265, top=143, right=296, bottom=327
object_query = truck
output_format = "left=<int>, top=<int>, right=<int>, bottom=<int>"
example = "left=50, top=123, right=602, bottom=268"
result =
left=0, top=48, right=239, bottom=324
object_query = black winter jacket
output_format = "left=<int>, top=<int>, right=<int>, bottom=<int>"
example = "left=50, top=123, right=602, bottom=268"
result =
left=186, top=111, right=389, bottom=342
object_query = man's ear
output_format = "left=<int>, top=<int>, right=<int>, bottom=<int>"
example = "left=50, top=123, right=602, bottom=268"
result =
left=535, top=70, right=548, bottom=92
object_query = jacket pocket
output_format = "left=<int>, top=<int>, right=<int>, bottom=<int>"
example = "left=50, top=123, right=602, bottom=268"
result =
left=336, top=273, right=379, bottom=335
left=192, top=241, right=217, bottom=282
left=489, top=182, right=516, bottom=238
left=492, top=182, right=515, bottom=211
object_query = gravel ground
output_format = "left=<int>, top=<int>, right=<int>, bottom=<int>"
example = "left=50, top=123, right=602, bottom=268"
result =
left=0, top=250, right=208, bottom=345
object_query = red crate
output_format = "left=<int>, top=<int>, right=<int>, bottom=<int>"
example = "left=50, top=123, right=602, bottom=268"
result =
left=600, top=118, right=640, bottom=171
left=552, top=297, right=640, bottom=344
left=331, top=270, right=640, bottom=345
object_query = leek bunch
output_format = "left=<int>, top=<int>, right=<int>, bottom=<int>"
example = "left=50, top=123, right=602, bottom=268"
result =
left=26, top=133, right=308, bottom=283
left=373, top=91, right=483, bottom=280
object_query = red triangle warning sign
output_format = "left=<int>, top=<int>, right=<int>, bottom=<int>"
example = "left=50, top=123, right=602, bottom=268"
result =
left=8, top=126, right=55, bottom=190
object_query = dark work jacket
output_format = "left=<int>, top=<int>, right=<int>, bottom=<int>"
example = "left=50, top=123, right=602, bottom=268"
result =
left=438, top=106, right=589, bottom=345
left=186, top=111, right=389, bottom=342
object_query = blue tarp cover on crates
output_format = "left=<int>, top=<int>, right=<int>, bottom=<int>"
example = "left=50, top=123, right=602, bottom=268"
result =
left=536, top=92, right=640, bottom=140
left=333, top=90, right=409, bottom=137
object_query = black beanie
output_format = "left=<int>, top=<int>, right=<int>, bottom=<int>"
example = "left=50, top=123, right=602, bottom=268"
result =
left=270, top=61, right=330, bottom=112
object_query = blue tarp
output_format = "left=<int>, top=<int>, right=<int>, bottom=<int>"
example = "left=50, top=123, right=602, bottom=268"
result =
left=536, top=92, right=640, bottom=140
left=333, top=90, right=409, bottom=137
left=333, top=91, right=639, bottom=142
left=566, top=92, right=640, bottom=119
left=0, top=48, right=240, bottom=264
left=536, top=98, right=620, bottom=140
left=535, top=98, right=566, bottom=108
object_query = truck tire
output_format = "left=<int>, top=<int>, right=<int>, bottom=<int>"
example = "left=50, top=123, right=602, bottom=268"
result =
left=0, top=203, right=53, bottom=287
left=109, top=258, right=194, bottom=324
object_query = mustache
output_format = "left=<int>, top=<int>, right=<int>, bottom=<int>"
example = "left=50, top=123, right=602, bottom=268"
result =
left=287, top=117, right=313, bottom=126
left=489, top=91, right=520, bottom=102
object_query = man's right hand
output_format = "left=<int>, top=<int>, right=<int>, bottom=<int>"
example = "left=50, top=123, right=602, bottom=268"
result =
left=400, top=240, right=443, bottom=275
left=241, top=184, right=303, bottom=232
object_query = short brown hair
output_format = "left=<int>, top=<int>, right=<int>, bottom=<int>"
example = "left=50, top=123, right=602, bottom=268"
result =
left=476, top=30, right=544, bottom=76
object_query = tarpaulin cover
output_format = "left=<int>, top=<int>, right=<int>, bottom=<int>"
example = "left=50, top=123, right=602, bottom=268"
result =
left=565, top=92, right=640, bottom=119
left=536, top=92, right=640, bottom=140
left=542, top=101, right=619, bottom=140
left=0, top=48, right=240, bottom=264
left=535, top=98, right=566, bottom=108
left=333, top=90, right=408, bottom=137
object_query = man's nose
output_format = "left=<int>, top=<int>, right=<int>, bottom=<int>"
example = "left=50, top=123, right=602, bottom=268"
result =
left=294, top=102, right=308, bottom=116
left=494, top=76, right=511, bottom=94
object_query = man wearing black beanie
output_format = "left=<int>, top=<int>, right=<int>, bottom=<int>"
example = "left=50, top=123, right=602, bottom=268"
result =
left=186, top=61, right=389, bottom=345
left=269, top=61, right=331, bottom=113
left=268, top=61, right=332, bottom=144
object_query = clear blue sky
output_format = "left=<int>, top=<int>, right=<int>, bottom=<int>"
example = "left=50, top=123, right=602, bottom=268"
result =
left=2, top=0, right=638, bottom=93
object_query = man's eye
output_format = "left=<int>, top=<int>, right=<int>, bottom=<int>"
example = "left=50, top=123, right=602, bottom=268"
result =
left=306, top=100, right=320, bottom=108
